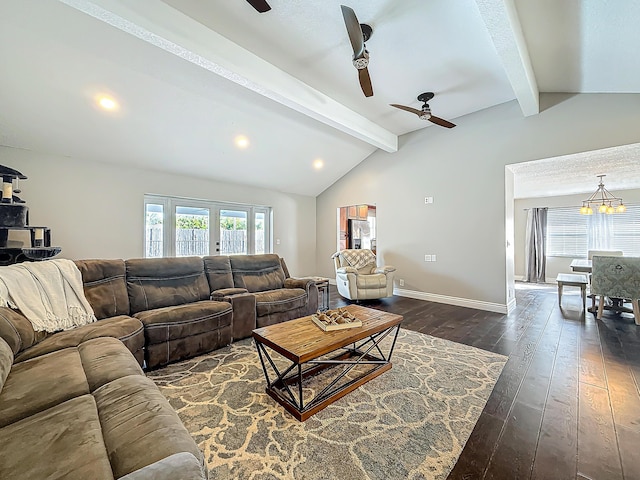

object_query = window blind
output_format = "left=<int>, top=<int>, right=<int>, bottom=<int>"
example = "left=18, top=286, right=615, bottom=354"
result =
left=609, top=204, right=640, bottom=256
left=546, top=204, right=640, bottom=257
left=546, top=207, right=588, bottom=257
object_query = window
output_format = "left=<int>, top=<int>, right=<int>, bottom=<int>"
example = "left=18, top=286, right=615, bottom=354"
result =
left=546, top=204, right=640, bottom=257
left=144, top=195, right=271, bottom=257
left=144, top=203, right=164, bottom=258
left=546, top=207, right=588, bottom=257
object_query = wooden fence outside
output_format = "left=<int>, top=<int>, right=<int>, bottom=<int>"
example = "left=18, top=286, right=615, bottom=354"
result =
left=146, top=227, right=262, bottom=257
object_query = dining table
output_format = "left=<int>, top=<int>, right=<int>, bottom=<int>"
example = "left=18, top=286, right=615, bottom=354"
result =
left=570, top=258, right=592, bottom=273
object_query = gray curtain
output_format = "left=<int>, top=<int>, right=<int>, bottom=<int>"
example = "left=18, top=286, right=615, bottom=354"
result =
left=524, top=207, right=547, bottom=283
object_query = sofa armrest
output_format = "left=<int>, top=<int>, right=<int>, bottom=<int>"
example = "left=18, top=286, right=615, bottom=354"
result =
left=283, top=278, right=319, bottom=313
left=118, top=452, right=207, bottom=480
left=284, top=278, right=314, bottom=289
left=336, top=266, right=358, bottom=274
left=210, top=288, right=248, bottom=300
left=373, top=266, right=396, bottom=274
left=0, top=307, right=46, bottom=355
left=211, top=291, right=256, bottom=341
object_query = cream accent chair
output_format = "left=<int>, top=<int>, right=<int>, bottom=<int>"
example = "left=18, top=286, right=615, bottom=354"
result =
left=332, top=249, right=396, bottom=300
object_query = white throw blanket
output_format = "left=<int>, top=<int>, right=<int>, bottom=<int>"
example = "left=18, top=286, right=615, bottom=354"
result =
left=0, top=259, right=96, bottom=333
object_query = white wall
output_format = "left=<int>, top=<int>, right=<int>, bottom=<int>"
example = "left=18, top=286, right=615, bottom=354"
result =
left=316, top=94, right=640, bottom=311
left=514, top=189, right=640, bottom=282
left=2, top=147, right=317, bottom=277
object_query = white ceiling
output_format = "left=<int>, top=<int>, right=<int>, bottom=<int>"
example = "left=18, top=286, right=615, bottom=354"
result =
left=1, top=0, right=639, bottom=196
left=509, top=142, right=640, bottom=199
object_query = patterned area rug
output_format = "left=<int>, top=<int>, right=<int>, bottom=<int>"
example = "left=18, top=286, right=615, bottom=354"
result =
left=147, top=329, right=506, bottom=480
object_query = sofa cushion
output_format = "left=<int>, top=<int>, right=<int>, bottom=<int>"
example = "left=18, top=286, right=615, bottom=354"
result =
left=14, top=315, right=144, bottom=363
left=0, top=395, right=114, bottom=480
left=94, top=375, right=205, bottom=479
left=229, top=254, right=286, bottom=293
left=75, top=259, right=130, bottom=319
left=254, top=288, right=307, bottom=317
left=0, top=337, right=13, bottom=396
left=0, top=348, right=90, bottom=428
left=126, top=257, right=211, bottom=313
left=134, top=300, right=232, bottom=344
left=203, top=255, right=234, bottom=291
left=78, top=337, right=144, bottom=392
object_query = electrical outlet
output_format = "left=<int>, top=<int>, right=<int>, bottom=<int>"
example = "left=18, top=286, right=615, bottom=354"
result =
left=424, top=254, right=432, bottom=262
left=424, top=196, right=434, bottom=204
left=399, top=279, right=405, bottom=287
left=276, top=239, right=281, bottom=245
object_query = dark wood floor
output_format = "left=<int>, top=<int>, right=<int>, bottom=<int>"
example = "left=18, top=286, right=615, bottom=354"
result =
left=329, top=283, right=640, bottom=480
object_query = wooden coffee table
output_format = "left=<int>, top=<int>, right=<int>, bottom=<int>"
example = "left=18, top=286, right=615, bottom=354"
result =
left=252, top=305, right=403, bottom=421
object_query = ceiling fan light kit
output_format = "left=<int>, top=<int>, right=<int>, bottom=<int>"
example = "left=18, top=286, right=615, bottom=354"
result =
left=580, top=175, right=625, bottom=215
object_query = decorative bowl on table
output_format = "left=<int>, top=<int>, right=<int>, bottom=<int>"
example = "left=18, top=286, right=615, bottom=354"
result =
left=21, top=247, right=62, bottom=261
left=312, top=307, right=362, bottom=331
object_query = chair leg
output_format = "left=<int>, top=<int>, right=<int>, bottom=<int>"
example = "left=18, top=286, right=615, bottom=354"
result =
left=597, top=296, right=605, bottom=319
left=632, top=299, right=640, bottom=326
left=557, top=282, right=563, bottom=306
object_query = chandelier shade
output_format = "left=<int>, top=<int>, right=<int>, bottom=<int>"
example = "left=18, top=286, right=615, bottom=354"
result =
left=580, top=175, right=625, bottom=215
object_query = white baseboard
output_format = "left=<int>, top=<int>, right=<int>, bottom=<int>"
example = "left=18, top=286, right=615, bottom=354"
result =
left=327, top=279, right=509, bottom=314
left=506, top=297, right=517, bottom=314
left=393, top=287, right=509, bottom=314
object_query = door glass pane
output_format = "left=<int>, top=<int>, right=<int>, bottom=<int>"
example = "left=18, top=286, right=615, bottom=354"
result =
left=145, top=203, right=163, bottom=258
left=220, top=210, right=247, bottom=255
left=255, top=212, right=265, bottom=254
left=176, top=206, right=209, bottom=256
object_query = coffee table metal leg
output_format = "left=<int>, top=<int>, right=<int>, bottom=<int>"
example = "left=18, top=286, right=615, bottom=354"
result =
left=255, top=341, right=300, bottom=408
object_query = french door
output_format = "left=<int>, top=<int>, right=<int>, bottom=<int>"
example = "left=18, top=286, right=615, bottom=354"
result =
left=144, top=195, right=271, bottom=258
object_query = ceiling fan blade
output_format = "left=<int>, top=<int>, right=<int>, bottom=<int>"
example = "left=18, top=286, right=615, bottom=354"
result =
left=429, top=116, right=456, bottom=128
left=246, top=0, right=271, bottom=13
left=358, top=68, right=373, bottom=97
left=341, top=5, right=365, bottom=58
left=390, top=104, right=423, bottom=117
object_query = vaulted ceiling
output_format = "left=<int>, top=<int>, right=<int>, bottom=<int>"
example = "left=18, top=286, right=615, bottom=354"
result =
left=1, top=0, right=639, bottom=196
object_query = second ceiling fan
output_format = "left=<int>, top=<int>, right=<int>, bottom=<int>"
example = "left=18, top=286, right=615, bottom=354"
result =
left=391, top=92, right=456, bottom=128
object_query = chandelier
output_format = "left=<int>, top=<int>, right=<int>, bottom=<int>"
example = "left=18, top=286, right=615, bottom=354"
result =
left=580, top=175, right=626, bottom=215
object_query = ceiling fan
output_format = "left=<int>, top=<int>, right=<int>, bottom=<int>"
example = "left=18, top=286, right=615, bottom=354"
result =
left=390, top=92, right=456, bottom=128
left=341, top=5, right=374, bottom=97
left=246, top=0, right=271, bottom=13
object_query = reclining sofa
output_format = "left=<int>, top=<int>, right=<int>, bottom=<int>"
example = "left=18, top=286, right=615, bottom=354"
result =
left=0, top=253, right=317, bottom=479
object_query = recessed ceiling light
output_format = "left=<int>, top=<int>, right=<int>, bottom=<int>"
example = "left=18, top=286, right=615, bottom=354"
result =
left=97, top=96, right=117, bottom=110
left=313, top=158, right=324, bottom=169
left=235, top=135, right=249, bottom=149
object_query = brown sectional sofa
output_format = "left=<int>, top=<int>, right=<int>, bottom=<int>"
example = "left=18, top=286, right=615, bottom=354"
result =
left=0, top=336, right=206, bottom=480
left=0, top=253, right=317, bottom=479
